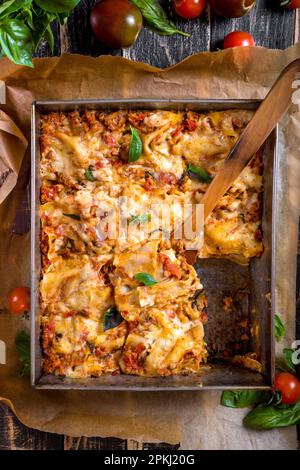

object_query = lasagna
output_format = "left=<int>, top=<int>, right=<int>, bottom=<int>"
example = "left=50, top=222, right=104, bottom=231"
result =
left=39, top=109, right=263, bottom=378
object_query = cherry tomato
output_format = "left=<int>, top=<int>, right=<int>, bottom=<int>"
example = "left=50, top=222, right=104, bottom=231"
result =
left=210, top=0, right=256, bottom=18
left=90, top=0, right=142, bottom=49
left=275, top=372, right=300, bottom=405
left=284, top=0, right=300, bottom=8
left=7, top=286, right=30, bottom=315
left=174, top=0, right=206, bottom=19
left=223, top=31, right=255, bottom=49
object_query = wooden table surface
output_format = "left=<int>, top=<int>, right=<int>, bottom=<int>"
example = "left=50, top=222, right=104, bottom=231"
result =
left=1, top=0, right=300, bottom=451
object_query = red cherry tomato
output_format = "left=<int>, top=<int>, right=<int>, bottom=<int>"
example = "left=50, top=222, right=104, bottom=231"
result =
left=284, top=0, right=300, bottom=9
left=223, top=31, right=255, bottom=49
left=275, top=372, right=300, bottom=405
left=174, top=0, right=206, bottom=19
left=7, top=286, right=30, bottom=315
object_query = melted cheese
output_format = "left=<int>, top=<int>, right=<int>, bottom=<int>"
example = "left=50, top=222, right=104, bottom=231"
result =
left=40, top=109, right=263, bottom=378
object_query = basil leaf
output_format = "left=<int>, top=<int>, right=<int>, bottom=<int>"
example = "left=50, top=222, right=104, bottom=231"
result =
left=134, top=272, right=157, bottom=286
left=17, top=5, right=34, bottom=30
left=282, top=348, right=297, bottom=373
left=128, top=126, right=142, bottom=163
left=0, top=18, right=33, bottom=67
left=34, top=0, right=80, bottom=13
left=63, top=213, right=80, bottom=220
left=221, top=390, right=271, bottom=408
left=275, top=314, right=285, bottom=342
left=187, top=164, right=213, bottom=183
left=0, top=0, right=32, bottom=18
left=32, top=11, right=55, bottom=50
left=129, top=213, right=151, bottom=224
left=244, top=402, right=300, bottom=429
left=43, top=23, right=54, bottom=52
left=103, top=307, right=124, bottom=332
left=15, top=330, right=30, bottom=377
left=131, top=0, right=190, bottom=37
left=85, top=166, right=95, bottom=181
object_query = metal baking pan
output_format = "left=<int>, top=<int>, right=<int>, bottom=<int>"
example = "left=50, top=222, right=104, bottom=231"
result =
left=31, top=99, right=277, bottom=390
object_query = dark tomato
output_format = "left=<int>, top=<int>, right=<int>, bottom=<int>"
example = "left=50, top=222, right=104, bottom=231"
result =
left=90, top=0, right=142, bottom=49
left=7, top=286, right=30, bottom=315
left=174, top=0, right=206, bottom=19
left=284, top=0, right=300, bottom=8
left=275, top=372, right=300, bottom=405
left=223, top=31, right=255, bottom=49
left=210, top=0, right=256, bottom=18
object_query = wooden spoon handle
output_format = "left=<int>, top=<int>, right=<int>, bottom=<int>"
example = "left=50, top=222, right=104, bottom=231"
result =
left=201, top=58, right=300, bottom=220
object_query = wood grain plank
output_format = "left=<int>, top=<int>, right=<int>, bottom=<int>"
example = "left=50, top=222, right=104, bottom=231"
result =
left=210, top=0, right=296, bottom=50
left=124, top=0, right=210, bottom=67
left=143, top=442, right=180, bottom=450
left=64, top=436, right=126, bottom=450
left=13, top=185, right=30, bottom=235
left=296, top=8, right=299, bottom=44
left=0, top=403, right=63, bottom=450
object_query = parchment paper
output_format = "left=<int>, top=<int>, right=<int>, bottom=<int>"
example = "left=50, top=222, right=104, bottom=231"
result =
left=0, top=45, right=300, bottom=449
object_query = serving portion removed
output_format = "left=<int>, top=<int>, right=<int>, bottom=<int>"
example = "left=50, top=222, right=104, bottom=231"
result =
left=38, top=107, right=264, bottom=379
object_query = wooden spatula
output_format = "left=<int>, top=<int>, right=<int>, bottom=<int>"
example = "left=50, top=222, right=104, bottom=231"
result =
left=180, top=58, right=300, bottom=265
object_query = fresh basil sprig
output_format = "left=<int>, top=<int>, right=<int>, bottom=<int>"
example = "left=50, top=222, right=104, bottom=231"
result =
left=244, top=402, right=300, bottom=429
left=128, top=126, right=143, bottom=163
left=131, top=0, right=190, bottom=37
left=85, top=166, right=95, bottom=182
left=129, top=213, right=151, bottom=224
left=275, top=314, right=285, bottom=342
left=103, top=307, right=124, bottom=332
left=221, top=390, right=271, bottom=408
left=134, top=272, right=157, bottom=286
left=63, top=213, right=80, bottom=220
left=0, top=19, right=33, bottom=67
left=187, top=164, right=213, bottom=183
left=0, top=0, right=80, bottom=66
left=15, top=330, right=30, bottom=376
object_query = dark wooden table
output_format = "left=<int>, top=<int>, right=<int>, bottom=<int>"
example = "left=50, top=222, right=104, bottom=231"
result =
left=1, top=0, right=299, bottom=451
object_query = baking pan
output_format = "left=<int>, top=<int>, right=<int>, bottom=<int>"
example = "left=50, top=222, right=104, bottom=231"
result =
left=31, top=99, right=277, bottom=390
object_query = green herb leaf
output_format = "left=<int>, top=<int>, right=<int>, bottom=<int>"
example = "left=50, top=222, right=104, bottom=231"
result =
left=131, top=0, right=190, bottom=37
left=221, top=390, right=271, bottom=408
left=85, top=166, right=95, bottom=181
left=244, top=401, right=300, bottom=429
left=128, top=126, right=142, bottom=163
left=63, top=213, right=80, bottom=220
left=0, top=1, right=78, bottom=67
left=0, top=19, right=33, bottom=67
left=134, top=272, right=157, bottom=286
left=0, top=0, right=32, bottom=18
left=282, top=348, right=297, bottom=373
left=15, top=330, right=30, bottom=376
left=34, top=0, right=80, bottom=13
left=32, top=11, right=55, bottom=50
left=103, top=307, right=124, bottom=332
left=275, top=314, right=285, bottom=342
left=43, top=23, right=54, bottom=52
left=187, top=164, right=213, bottom=183
left=129, top=213, right=151, bottom=224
